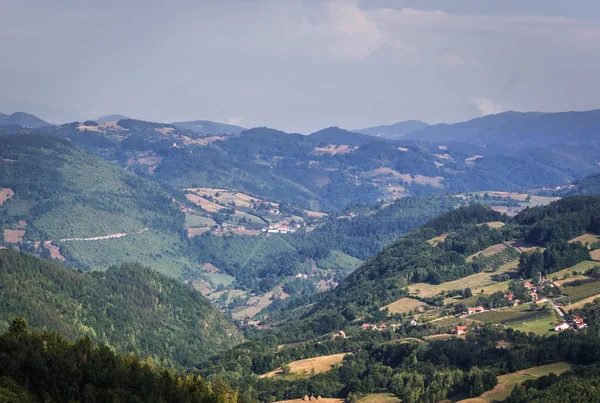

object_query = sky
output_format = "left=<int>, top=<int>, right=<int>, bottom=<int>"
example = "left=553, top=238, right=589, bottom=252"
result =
left=2, top=0, right=600, bottom=133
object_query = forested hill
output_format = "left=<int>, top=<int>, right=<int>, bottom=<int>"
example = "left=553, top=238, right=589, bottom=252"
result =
left=292, top=196, right=600, bottom=336
left=10, top=118, right=599, bottom=212
left=0, top=133, right=196, bottom=275
left=0, top=249, right=242, bottom=369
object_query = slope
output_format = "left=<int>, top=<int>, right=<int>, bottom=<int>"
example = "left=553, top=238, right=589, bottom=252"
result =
left=354, top=120, right=429, bottom=139
left=0, top=133, right=193, bottom=275
left=405, top=109, right=600, bottom=149
left=171, top=119, right=246, bottom=134
left=0, top=111, right=51, bottom=128
left=0, top=249, right=242, bottom=368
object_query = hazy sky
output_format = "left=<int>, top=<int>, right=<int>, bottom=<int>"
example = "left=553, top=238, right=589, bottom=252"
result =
left=2, top=0, right=600, bottom=133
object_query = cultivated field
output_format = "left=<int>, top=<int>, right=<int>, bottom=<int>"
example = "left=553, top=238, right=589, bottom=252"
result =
left=551, top=260, right=598, bottom=278
left=382, top=298, right=429, bottom=314
left=186, top=227, right=210, bottom=238
left=185, top=193, right=225, bottom=212
left=0, top=188, right=14, bottom=205
left=592, top=249, right=600, bottom=260
left=3, top=229, right=25, bottom=243
left=232, top=292, right=275, bottom=320
left=185, top=214, right=216, bottom=227
left=471, top=306, right=556, bottom=335
left=476, top=221, right=505, bottom=229
left=466, top=244, right=506, bottom=262
left=260, top=353, right=348, bottom=379
left=566, top=293, right=600, bottom=311
left=409, top=260, right=518, bottom=298
left=569, top=233, right=600, bottom=246
left=473, top=362, right=571, bottom=402
left=560, top=279, right=600, bottom=303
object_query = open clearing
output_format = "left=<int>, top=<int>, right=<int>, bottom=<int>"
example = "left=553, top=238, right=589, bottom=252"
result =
left=472, top=306, right=556, bottom=335
left=477, top=221, right=505, bottom=229
left=232, top=292, right=275, bottom=320
left=186, top=227, right=210, bottom=238
left=470, top=362, right=571, bottom=402
left=314, top=144, right=358, bottom=155
left=274, top=399, right=343, bottom=403
left=185, top=193, right=225, bottom=212
left=566, top=293, right=600, bottom=311
left=409, top=260, right=518, bottom=298
left=569, top=233, right=600, bottom=246
left=592, top=249, right=600, bottom=260
left=466, top=244, right=506, bottom=262
left=382, top=298, right=429, bottom=314
left=359, top=393, right=400, bottom=402
left=560, top=279, right=600, bottom=303
left=0, top=188, right=14, bottom=206
left=3, top=229, right=25, bottom=243
left=260, top=353, right=348, bottom=379
left=551, top=260, right=598, bottom=278
left=427, top=233, right=448, bottom=246
left=185, top=214, right=216, bottom=228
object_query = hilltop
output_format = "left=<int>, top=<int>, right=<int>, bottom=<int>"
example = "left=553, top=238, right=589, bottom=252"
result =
left=171, top=119, right=246, bottom=134
left=0, top=111, right=50, bottom=128
left=405, top=109, right=600, bottom=149
left=354, top=120, right=429, bottom=140
left=0, top=249, right=242, bottom=368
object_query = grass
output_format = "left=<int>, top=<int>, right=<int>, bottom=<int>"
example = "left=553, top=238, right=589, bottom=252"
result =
left=566, top=293, right=600, bottom=311
left=260, top=353, right=348, bottom=379
left=382, top=298, right=430, bottom=314
left=550, top=260, right=598, bottom=279
left=592, top=249, right=600, bottom=260
left=359, top=393, right=400, bottom=403
left=204, top=272, right=235, bottom=287
left=409, top=259, right=518, bottom=298
left=473, top=362, right=571, bottom=402
left=185, top=214, right=216, bottom=227
left=477, top=221, right=505, bottom=229
left=569, top=233, right=600, bottom=246
left=231, top=292, right=275, bottom=320
left=560, top=278, right=600, bottom=303
left=466, top=244, right=506, bottom=262
left=471, top=306, right=556, bottom=335
left=427, top=233, right=448, bottom=246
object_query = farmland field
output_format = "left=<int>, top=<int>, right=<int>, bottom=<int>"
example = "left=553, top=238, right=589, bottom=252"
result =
left=359, top=393, right=400, bottom=403
left=232, top=292, right=275, bottom=320
left=569, top=233, right=600, bottom=246
left=204, top=272, right=235, bottom=287
left=275, top=399, right=343, bottom=403
left=409, top=259, right=518, bottom=298
left=566, top=293, right=600, bottom=311
left=0, top=188, right=14, bottom=205
left=382, top=297, right=429, bottom=314
left=260, top=353, right=348, bottom=379
left=560, top=279, right=600, bottom=303
left=427, top=233, right=447, bottom=246
left=550, top=260, right=598, bottom=278
left=471, top=362, right=571, bottom=402
left=185, top=214, right=216, bottom=227
left=471, top=306, right=556, bottom=335
left=477, top=221, right=505, bottom=229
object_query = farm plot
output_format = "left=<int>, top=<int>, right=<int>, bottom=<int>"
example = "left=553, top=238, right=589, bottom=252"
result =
left=359, top=393, right=400, bottom=403
left=471, top=306, right=556, bottom=335
left=3, top=229, right=25, bottom=243
left=426, top=233, right=448, bottom=246
left=185, top=214, right=216, bottom=227
left=232, top=292, right=276, bottom=320
left=382, top=298, right=429, bottom=314
left=0, top=188, right=14, bottom=205
left=260, top=353, right=348, bottom=379
left=560, top=278, right=600, bottom=304
left=566, top=293, right=600, bottom=311
left=569, top=233, right=600, bottom=246
left=472, top=362, right=571, bottom=402
left=466, top=244, right=506, bottom=262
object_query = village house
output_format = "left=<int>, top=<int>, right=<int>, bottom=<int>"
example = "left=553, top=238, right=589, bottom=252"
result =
left=467, top=306, right=485, bottom=315
left=535, top=297, right=549, bottom=304
left=451, top=326, right=467, bottom=335
left=524, top=281, right=536, bottom=291
left=504, top=293, right=514, bottom=301
left=554, top=321, right=570, bottom=332
left=513, top=299, right=521, bottom=306
left=552, top=281, right=561, bottom=287
left=574, top=317, right=588, bottom=329
left=529, top=292, right=538, bottom=301
left=410, top=319, right=419, bottom=326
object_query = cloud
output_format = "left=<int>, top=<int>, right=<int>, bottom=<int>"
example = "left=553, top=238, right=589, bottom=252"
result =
left=227, top=116, right=244, bottom=126
left=470, top=97, right=507, bottom=116
left=438, top=54, right=484, bottom=69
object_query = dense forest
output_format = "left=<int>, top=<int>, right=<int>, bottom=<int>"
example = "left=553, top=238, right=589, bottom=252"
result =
left=0, top=250, right=241, bottom=369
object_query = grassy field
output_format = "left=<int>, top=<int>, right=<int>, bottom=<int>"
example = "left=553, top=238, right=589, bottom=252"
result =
left=409, top=259, right=518, bottom=298
left=359, top=393, right=400, bottom=403
left=427, top=234, right=448, bottom=246
left=185, top=214, right=216, bottom=227
left=569, top=233, right=600, bottom=246
left=231, top=292, right=275, bottom=320
left=477, top=221, right=505, bottom=229
left=473, top=362, right=571, bottom=402
left=566, top=293, right=600, bottom=311
left=466, top=244, right=506, bottom=262
left=592, top=249, right=600, bottom=260
left=274, top=399, right=342, bottom=403
left=204, top=272, right=235, bottom=287
left=550, top=260, right=598, bottom=279
left=560, top=278, right=600, bottom=303
left=260, top=353, right=348, bottom=379
left=471, top=306, right=556, bottom=335
left=382, top=298, right=429, bottom=314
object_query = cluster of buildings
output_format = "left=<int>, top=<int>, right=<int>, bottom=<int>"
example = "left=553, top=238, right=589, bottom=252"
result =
left=262, top=222, right=302, bottom=234
left=554, top=316, right=588, bottom=332
left=465, top=306, right=486, bottom=315
left=360, top=323, right=402, bottom=331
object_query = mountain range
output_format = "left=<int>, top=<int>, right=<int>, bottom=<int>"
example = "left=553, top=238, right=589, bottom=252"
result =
left=0, top=111, right=50, bottom=128
left=354, top=120, right=429, bottom=139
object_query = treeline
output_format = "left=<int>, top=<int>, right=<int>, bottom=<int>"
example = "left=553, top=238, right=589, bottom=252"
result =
left=0, top=319, right=238, bottom=403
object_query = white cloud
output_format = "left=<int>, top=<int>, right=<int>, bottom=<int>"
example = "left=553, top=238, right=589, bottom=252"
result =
left=470, top=97, right=507, bottom=116
left=227, top=116, right=244, bottom=126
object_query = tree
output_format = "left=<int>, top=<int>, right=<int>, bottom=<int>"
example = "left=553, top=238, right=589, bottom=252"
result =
left=464, top=288, right=473, bottom=298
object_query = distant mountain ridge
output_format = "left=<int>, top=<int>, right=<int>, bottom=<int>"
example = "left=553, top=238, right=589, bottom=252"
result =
left=404, top=109, right=600, bottom=149
left=355, top=120, right=429, bottom=140
left=309, top=126, right=381, bottom=146
left=0, top=111, right=50, bottom=128
left=95, top=114, right=129, bottom=123
left=171, top=119, right=246, bottom=135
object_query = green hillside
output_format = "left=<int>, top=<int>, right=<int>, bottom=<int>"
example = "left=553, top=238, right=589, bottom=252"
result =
left=0, top=249, right=242, bottom=368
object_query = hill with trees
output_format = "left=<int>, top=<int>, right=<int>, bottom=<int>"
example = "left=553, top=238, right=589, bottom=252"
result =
left=354, top=120, right=429, bottom=140
left=0, top=249, right=242, bottom=369
left=0, top=112, right=50, bottom=128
